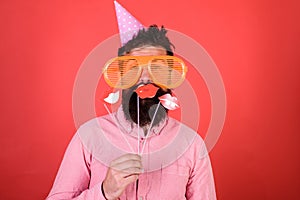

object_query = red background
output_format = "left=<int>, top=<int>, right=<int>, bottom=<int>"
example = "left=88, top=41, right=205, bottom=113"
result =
left=1, top=0, right=299, bottom=199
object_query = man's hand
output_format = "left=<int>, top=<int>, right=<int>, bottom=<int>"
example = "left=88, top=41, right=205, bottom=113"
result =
left=102, top=154, right=143, bottom=200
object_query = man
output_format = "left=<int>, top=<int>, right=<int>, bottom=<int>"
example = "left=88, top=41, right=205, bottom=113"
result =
left=47, top=25, right=216, bottom=200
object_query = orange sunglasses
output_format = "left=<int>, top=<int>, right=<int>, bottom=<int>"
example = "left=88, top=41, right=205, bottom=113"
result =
left=103, top=55, right=188, bottom=89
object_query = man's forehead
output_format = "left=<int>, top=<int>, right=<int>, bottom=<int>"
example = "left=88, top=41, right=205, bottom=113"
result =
left=128, top=46, right=167, bottom=56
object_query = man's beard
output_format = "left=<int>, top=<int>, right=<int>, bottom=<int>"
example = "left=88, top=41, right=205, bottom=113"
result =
left=122, top=84, right=172, bottom=127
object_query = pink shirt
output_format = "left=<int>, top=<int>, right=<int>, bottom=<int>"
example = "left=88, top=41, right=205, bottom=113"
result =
left=47, top=108, right=216, bottom=199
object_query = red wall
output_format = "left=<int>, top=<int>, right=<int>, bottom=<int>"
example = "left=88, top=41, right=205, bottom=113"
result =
left=0, top=0, right=299, bottom=199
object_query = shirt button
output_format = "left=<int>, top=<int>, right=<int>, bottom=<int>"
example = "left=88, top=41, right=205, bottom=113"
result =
left=139, top=196, right=143, bottom=200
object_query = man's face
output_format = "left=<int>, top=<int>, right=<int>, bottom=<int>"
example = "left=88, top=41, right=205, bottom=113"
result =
left=122, top=46, right=172, bottom=127
left=127, top=46, right=167, bottom=84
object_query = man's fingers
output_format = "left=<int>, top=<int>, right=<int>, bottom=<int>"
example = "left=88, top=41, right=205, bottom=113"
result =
left=121, top=167, right=143, bottom=176
left=110, top=166, right=143, bottom=178
left=102, top=154, right=143, bottom=199
left=110, top=154, right=143, bottom=174
left=122, top=174, right=139, bottom=185
left=110, top=154, right=141, bottom=166
left=111, top=159, right=143, bottom=171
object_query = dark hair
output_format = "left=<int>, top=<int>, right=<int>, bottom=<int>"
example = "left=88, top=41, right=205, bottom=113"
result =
left=118, top=25, right=175, bottom=56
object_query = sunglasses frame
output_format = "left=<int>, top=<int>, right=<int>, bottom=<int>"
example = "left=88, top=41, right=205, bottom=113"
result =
left=103, top=55, right=188, bottom=89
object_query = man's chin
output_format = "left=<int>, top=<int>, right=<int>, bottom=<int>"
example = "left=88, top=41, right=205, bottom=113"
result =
left=121, top=84, right=171, bottom=127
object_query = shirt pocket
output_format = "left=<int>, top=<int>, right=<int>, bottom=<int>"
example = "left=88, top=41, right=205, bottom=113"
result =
left=157, top=164, right=190, bottom=199
left=162, top=164, right=190, bottom=176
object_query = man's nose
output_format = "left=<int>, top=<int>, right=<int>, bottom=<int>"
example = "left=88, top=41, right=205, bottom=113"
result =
left=139, top=67, right=152, bottom=84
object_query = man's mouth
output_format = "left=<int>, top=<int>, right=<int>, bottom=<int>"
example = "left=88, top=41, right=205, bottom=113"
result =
left=134, top=84, right=159, bottom=99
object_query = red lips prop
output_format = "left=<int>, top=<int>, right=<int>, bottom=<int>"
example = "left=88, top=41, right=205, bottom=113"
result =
left=135, top=84, right=159, bottom=99
left=158, top=94, right=180, bottom=110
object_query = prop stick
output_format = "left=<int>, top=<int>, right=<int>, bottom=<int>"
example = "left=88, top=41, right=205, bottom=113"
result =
left=140, top=102, right=161, bottom=155
left=137, top=95, right=140, bottom=155
left=103, top=104, right=134, bottom=153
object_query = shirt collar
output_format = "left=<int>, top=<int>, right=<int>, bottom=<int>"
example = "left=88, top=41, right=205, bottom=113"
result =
left=115, top=106, right=168, bottom=138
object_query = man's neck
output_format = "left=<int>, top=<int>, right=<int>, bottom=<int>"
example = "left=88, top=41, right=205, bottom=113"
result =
left=142, top=125, right=149, bottom=137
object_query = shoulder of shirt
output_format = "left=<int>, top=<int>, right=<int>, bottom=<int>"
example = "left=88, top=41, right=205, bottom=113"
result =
left=167, top=117, right=205, bottom=141
left=75, top=115, right=110, bottom=142
left=164, top=117, right=209, bottom=162
left=76, top=114, right=110, bottom=130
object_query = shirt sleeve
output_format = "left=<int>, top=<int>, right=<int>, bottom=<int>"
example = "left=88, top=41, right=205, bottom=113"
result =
left=46, top=133, right=107, bottom=200
left=185, top=143, right=217, bottom=200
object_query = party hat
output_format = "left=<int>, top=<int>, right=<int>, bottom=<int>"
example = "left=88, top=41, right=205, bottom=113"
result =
left=114, top=1, right=144, bottom=45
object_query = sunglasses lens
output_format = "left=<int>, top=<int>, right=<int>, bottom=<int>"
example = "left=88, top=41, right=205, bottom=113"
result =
left=105, top=59, right=140, bottom=88
left=149, top=58, right=185, bottom=88
left=104, top=56, right=186, bottom=89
